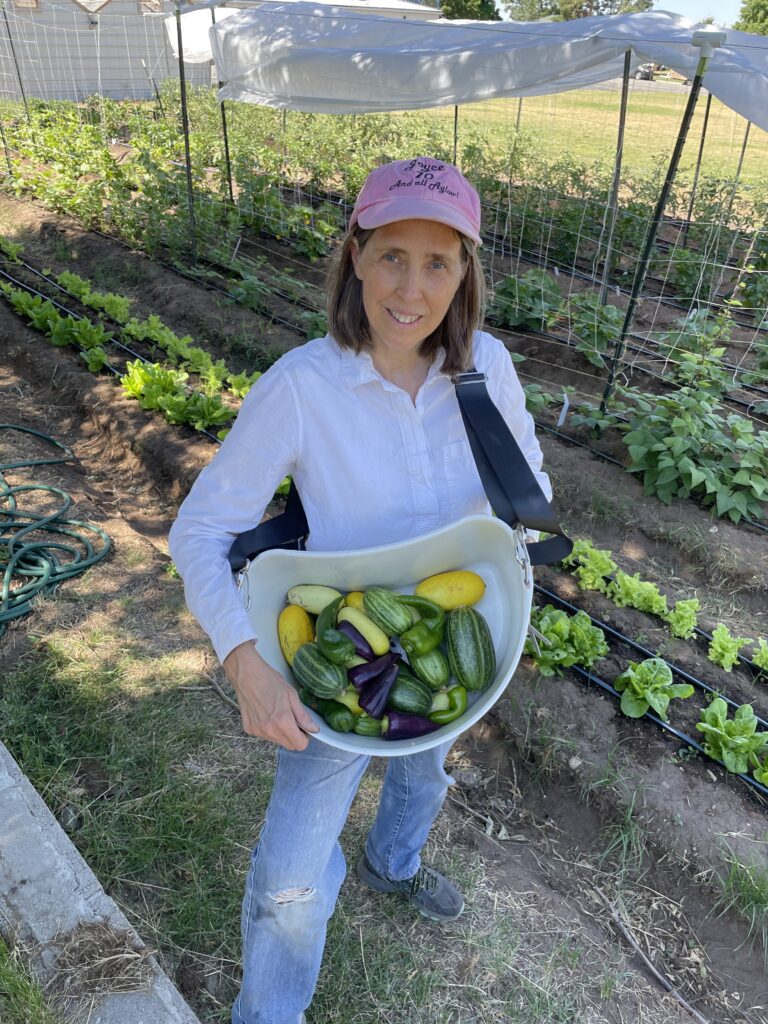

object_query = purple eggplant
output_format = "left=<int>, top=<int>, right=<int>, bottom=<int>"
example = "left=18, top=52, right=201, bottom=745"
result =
left=358, top=662, right=399, bottom=719
left=381, top=711, right=442, bottom=740
left=348, top=652, right=397, bottom=692
left=336, top=619, right=376, bottom=661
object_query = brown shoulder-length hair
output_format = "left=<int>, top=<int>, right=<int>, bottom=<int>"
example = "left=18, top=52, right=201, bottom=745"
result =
left=326, top=224, right=486, bottom=377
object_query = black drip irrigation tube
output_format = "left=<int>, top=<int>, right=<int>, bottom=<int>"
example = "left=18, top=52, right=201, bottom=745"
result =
left=0, top=264, right=225, bottom=447
left=86, top=225, right=310, bottom=338
left=507, top=321, right=768, bottom=413
left=529, top=412, right=768, bottom=536
left=532, top=584, right=768, bottom=804
left=535, top=583, right=768, bottom=701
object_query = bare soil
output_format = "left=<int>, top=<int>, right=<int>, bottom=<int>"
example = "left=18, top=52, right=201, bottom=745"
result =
left=1, top=196, right=767, bottom=1024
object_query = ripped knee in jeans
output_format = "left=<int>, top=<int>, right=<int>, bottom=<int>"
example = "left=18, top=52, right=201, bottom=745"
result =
left=269, top=886, right=316, bottom=905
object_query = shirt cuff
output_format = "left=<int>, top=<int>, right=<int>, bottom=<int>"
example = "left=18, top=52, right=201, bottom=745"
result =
left=210, top=616, right=258, bottom=667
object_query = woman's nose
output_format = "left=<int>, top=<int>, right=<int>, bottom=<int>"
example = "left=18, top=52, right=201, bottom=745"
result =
left=397, top=266, right=424, bottom=300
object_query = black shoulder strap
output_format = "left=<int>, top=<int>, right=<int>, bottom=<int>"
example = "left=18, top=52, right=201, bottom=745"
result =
left=454, top=370, right=572, bottom=566
left=226, top=369, right=572, bottom=571
left=227, top=479, right=308, bottom=572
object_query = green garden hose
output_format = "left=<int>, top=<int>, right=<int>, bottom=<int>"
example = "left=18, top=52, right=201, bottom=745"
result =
left=1, top=424, right=111, bottom=638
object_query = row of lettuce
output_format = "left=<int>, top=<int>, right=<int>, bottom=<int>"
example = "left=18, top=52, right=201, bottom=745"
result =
left=525, top=604, right=768, bottom=785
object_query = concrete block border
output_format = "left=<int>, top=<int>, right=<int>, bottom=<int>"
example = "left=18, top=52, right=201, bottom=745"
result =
left=0, top=741, right=201, bottom=1024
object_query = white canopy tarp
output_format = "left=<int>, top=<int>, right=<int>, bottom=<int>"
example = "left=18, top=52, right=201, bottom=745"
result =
left=167, top=0, right=439, bottom=63
left=167, top=5, right=768, bottom=132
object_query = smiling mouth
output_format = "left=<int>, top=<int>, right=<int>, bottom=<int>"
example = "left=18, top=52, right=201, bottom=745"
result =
left=386, top=308, right=422, bottom=325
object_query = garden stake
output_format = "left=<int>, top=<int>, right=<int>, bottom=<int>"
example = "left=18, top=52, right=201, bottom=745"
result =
left=597, top=50, right=631, bottom=306
left=680, top=91, right=712, bottom=249
left=1, top=0, right=29, bottom=122
left=0, top=119, right=13, bottom=177
left=174, top=0, right=198, bottom=265
left=141, top=57, right=165, bottom=119
left=600, top=28, right=726, bottom=413
left=211, top=6, right=235, bottom=204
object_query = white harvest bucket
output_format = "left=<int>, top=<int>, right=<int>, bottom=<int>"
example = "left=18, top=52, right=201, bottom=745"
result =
left=238, top=514, right=533, bottom=757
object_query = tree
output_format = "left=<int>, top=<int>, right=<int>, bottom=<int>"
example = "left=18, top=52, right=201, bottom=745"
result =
left=502, top=0, right=652, bottom=18
left=734, top=0, right=768, bottom=33
left=440, top=0, right=501, bottom=19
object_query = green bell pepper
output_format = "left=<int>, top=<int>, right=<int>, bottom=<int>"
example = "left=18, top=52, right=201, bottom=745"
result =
left=428, top=685, right=468, bottom=725
left=316, top=596, right=356, bottom=665
left=397, top=595, right=445, bottom=657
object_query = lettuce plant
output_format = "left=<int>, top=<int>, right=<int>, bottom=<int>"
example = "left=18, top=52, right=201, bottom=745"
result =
left=751, top=638, right=768, bottom=673
left=613, top=658, right=693, bottom=720
left=606, top=571, right=668, bottom=618
left=707, top=623, right=753, bottom=672
left=561, top=538, right=615, bottom=593
left=696, top=698, right=768, bottom=775
left=664, top=598, right=700, bottom=639
left=525, top=604, right=608, bottom=677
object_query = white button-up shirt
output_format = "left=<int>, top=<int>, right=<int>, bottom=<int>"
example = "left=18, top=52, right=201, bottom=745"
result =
left=168, top=331, right=550, bottom=664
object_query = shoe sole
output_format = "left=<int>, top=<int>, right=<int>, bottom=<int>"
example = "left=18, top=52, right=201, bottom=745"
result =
left=356, top=857, right=464, bottom=923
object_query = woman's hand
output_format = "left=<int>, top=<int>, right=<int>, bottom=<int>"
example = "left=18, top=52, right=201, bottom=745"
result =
left=223, top=641, right=319, bottom=751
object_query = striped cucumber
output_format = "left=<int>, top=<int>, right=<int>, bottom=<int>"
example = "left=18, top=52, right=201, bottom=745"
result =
left=445, top=606, right=496, bottom=692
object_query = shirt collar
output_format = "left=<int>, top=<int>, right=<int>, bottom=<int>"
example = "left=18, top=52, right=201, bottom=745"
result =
left=335, top=337, right=449, bottom=391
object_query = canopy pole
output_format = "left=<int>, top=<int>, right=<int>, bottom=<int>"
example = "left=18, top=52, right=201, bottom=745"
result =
left=453, top=105, right=459, bottom=164
left=680, top=90, right=711, bottom=248
left=174, top=0, right=197, bottom=264
left=211, top=7, right=234, bottom=204
left=597, top=50, right=631, bottom=305
left=2, top=0, right=29, bottom=123
left=600, top=30, right=725, bottom=413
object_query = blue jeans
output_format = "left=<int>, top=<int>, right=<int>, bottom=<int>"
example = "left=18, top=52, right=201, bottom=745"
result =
left=231, top=736, right=455, bottom=1024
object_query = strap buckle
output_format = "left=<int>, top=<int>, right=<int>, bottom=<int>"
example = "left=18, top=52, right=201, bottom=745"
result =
left=453, top=370, right=486, bottom=386
left=514, top=525, right=531, bottom=589
left=235, top=559, right=252, bottom=611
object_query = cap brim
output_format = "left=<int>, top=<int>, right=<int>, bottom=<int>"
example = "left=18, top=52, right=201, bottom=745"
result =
left=354, top=197, right=482, bottom=246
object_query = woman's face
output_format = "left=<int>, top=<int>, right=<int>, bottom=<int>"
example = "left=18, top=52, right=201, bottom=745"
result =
left=350, top=219, right=466, bottom=363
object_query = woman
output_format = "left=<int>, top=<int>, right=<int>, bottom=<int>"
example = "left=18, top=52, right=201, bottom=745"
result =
left=168, top=156, right=550, bottom=1024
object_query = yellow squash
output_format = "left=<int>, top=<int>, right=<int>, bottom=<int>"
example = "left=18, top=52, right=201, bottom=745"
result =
left=277, top=604, right=314, bottom=666
left=414, top=569, right=486, bottom=610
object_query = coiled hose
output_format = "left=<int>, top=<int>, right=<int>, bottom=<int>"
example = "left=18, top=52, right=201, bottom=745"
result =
left=1, top=424, right=111, bottom=639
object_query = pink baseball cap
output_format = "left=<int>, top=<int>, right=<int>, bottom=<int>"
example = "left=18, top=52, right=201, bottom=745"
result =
left=349, top=157, right=482, bottom=245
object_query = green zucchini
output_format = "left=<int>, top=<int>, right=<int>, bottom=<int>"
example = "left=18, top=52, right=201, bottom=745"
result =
left=352, top=714, right=383, bottom=737
left=291, top=642, right=346, bottom=699
left=387, top=671, right=433, bottom=716
left=446, top=606, right=496, bottom=692
left=407, top=647, right=450, bottom=691
left=363, top=587, right=413, bottom=636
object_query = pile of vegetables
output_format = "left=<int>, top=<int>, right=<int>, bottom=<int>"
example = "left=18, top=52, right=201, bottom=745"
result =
left=276, top=570, right=495, bottom=741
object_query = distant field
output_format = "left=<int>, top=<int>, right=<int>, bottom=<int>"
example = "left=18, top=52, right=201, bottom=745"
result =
left=435, top=81, right=767, bottom=186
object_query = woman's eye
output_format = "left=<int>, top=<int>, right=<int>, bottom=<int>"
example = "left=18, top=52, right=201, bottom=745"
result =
left=430, top=261, right=447, bottom=271
left=383, top=253, right=399, bottom=264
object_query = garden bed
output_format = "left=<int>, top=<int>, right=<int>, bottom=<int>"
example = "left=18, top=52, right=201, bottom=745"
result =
left=0, top=195, right=767, bottom=1024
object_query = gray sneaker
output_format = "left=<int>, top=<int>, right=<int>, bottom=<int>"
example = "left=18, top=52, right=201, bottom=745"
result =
left=356, top=854, right=464, bottom=923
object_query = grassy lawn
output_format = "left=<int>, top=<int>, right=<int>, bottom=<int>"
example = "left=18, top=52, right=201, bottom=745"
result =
left=441, top=85, right=766, bottom=185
